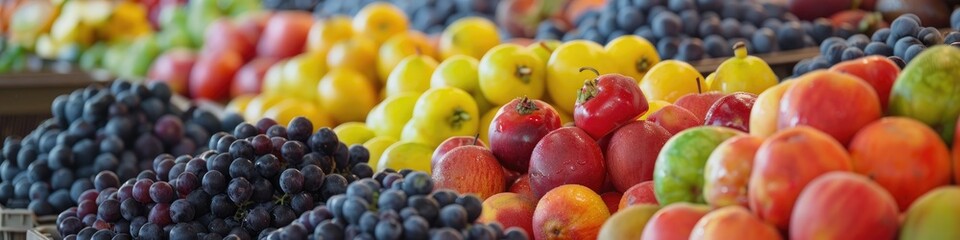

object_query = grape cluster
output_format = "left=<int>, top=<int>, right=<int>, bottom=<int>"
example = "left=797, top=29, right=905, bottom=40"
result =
left=540, top=0, right=847, bottom=61
left=310, top=0, right=499, bottom=34
left=55, top=116, right=376, bottom=240
left=794, top=13, right=960, bottom=76
left=268, top=171, right=529, bottom=240
left=0, top=81, right=237, bottom=217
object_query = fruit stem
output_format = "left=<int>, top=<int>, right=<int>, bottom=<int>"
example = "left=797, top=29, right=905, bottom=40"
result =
left=579, top=67, right=600, bottom=77
left=576, top=79, right=599, bottom=104
left=515, top=97, right=541, bottom=115
left=472, top=134, right=480, bottom=146
left=415, top=46, right=422, bottom=56
left=733, top=42, right=747, bottom=58
left=635, top=57, right=652, bottom=75
left=695, top=77, right=702, bottom=94
left=447, top=108, right=471, bottom=130
left=515, top=65, right=533, bottom=84
left=539, top=41, right=555, bottom=53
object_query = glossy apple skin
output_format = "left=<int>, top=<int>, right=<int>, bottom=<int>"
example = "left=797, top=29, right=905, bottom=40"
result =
left=653, top=126, right=743, bottom=205
left=674, top=91, right=725, bottom=121
left=848, top=117, right=952, bottom=211
left=648, top=104, right=701, bottom=135
left=489, top=98, right=562, bottom=173
left=703, top=135, right=764, bottom=209
left=147, top=48, right=196, bottom=96
left=750, top=81, right=796, bottom=138
left=689, top=205, right=782, bottom=240
left=641, top=203, right=710, bottom=240
left=432, top=145, right=505, bottom=199
left=778, top=70, right=882, bottom=145
left=510, top=174, right=535, bottom=200
left=619, top=181, right=657, bottom=210
left=479, top=192, right=536, bottom=236
left=202, top=19, right=256, bottom=61
left=533, top=184, right=610, bottom=240
left=231, top=57, right=279, bottom=97
left=704, top=92, right=758, bottom=132
left=257, top=12, right=313, bottom=60
left=605, top=121, right=671, bottom=192
left=790, top=172, right=899, bottom=240
left=749, top=126, right=853, bottom=231
left=900, top=187, right=960, bottom=240
left=829, top=56, right=900, bottom=110
left=529, top=127, right=606, bottom=198
left=431, top=136, right=487, bottom=172
left=574, top=73, right=649, bottom=140
left=189, top=49, right=243, bottom=101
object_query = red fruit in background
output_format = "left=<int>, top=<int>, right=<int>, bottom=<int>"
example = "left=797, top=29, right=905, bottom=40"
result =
left=235, top=11, right=272, bottom=48
left=648, top=104, right=701, bottom=135
left=203, top=19, right=256, bottom=61
left=147, top=48, right=196, bottom=96
left=601, top=192, right=623, bottom=214
left=790, top=172, right=899, bottom=240
left=778, top=70, right=882, bottom=145
left=231, top=57, right=279, bottom=97
left=689, top=205, right=783, bottom=240
left=189, top=49, right=243, bottom=101
left=257, top=11, right=314, bottom=60
left=489, top=98, right=563, bottom=173
left=479, top=192, right=536, bottom=236
left=703, top=135, right=765, bottom=209
left=704, top=92, right=758, bottom=132
left=619, top=181, right=658, bottom=210
left=510, top=174, right=535, bottom=200
left=432, top=145, right=506, bottom=199
left=829, top=56, right=900, bottom=110
left=674, top=91, right=724, bottom=121
left=749, top=126, right=853, bottom=231
left=529, top=127, right=606, bottom=198
left=641, top=203, right=710, bottom=240
left=848, top=117, right=952, bottom=211
left=431, top=136, right=487, bottom=172
left=788, top=0, right=875, bottom=20
left=574, top=71, right=649, bottom=140
left=604, top=121, right=671, bottom=192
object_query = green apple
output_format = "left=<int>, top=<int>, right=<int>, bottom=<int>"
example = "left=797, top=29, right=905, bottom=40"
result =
left=219, top=0, right=261, bottom=16
left=901, top=187, right=960, bottom=240
left=653, top=126, right=743, bottom=205
left=103, top=41, right=131, bottom=74
left=158, top=4, right=187, bottom=30
left=889, top=45, right=960, bottom=146
left=120, top=36, right=161, bottom=79
left=158, top=27, right=193, bottom=51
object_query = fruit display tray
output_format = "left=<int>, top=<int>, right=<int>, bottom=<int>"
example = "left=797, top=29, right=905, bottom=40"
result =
left=693, top=47, right=819, bottom=79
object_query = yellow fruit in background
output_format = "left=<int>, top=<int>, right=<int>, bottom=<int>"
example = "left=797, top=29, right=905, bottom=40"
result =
left=705, top=72, right=717, bottom=88
left=327, top=36, right=378, bottom=82
left=378, top=141, right=433, bottom=174
left=430, top=55, right=480, bottom=91
left=639, top=100, right=671, bottom=120
left=364, top=136, right=398, bottom=172
left=307, top=15, right=354, bottom=53
left=479, top=43, right=546, bottom=105
left=366, top=93, right=421, bottom=139
left=226, top=94, right=256, bottom=114
left=605, top=35, right=660, bottom=82
left=317, top=68, right=378, bottom=123
left=402, top=87, right=479, bottom=147
left=334, top=122, right=377, bottom=146
left=527, top=40, right=561, bottom=68
left=440, top=17, right=500, bottom=60
left=709, top=43, right=778, bottom=95
left=261, top=60, right=287, bottom=94
left=283, top=53, right=327, bottom=101
left=639, top=60, right=707, bottom=103
left=352, top=2, right=409, bottom=45
left=557, top=108, right=573, bottom=125
left=478, top=107, right=500, bottom=145
left=377, top=31, right=436, bottom=84
left=244, top=94, right=286, bottom=121
left=385, top=54, right=438, bottom=97
left=546, top=40, right=615, bottom=113
left=264, top=99, right=333, bottom=128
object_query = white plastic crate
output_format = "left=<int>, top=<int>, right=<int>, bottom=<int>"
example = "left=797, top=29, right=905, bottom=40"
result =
left=0, top=207, right=37, bottom=240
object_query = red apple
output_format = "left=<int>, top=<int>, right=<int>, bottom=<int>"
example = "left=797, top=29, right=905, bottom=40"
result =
left=231, top=57, right=279, bottom=97
left=749, top=126, right=853, bottom=231
left=605, top=121, right=672, bottom=192
left=529, top=127, right=606, bottom=198
left=431, top=136, right=487, bottom=172
left=203, top=19, right=256, bottom=61
left=704, top=92, right=757, bottom=132
left=600, top=192, right=623, bottom=214
left=778, top=70, right=882, bottom=145
left=147, top=48, right=196, bottom=96
left=829, top=56, right=900, bottom=110
left=703, top=135, right=764, bottom=209
left=648, top=104, right=702, bottom=135
left=489, top=98, right=563, bottom=173
left=510, top=174, right=535, bottom=200
left=257, top=12, right=314, bottom=60
left=479, top=192, right=537, bottom=236
left=790, top=172, right=899, bottom=240
left=532, top=184, right=610, bottom=240
left=234, top=11, right=272, bottom=49
left=674, top=91, right=725, bottom=121
left=619, top=181, right=657, bottom=210
left=432, top=145, right=505, bottom=199
left=189, top=49, right=243, bottom=101
left=641, top=203, right=710, bottom=240
left=690, top=205, right=782, bottom=240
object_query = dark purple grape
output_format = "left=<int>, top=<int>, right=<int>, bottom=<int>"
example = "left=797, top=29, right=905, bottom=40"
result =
left=271, top=206, right=297, bottom=228
left=286, top=117, right=313, bottom=143
left=185, top=190, right=211, bottom=216
left=347, top=145, right=369, bottom=165
left=138, top=222, right=164, bottom=240
left=430, top=189, right=458, bottom=207
left=94, top=171, right=120, bottom=191
left=29, top=182, right=50, bottom=201
left=211, top=194, right=237, bottom=218
left=132, top=179, right=154, bottom=203
left=279, top=169, right=304, bottom=194
left=281, top=141, right=306, bottom=166
left=227, top=177, right=253, bottom=204
left=351, top=163, right=373, bottom=179
left=48, top=145, right=74, bottom=170
left=170, top=199, right=195, bottom=223
left=379, top=189, right=407, bottom=213
left=233, top=123, right=258, bottom=139
left=229, top=139, right=255, bottom=160
left=77, top=227, right=98, bottom=240
left=148, top=203, right=172, bottom=227
left=399, top=207, right=418, bottom=220
left=98, top=198, right=121, bottom=222
left=403, top=216, right=429, bottom=240
left=229, top=158, right=256, bottom=180
left=176, top=172, right=200, bottom=196
left=207, top=153, right=232, bottom=174
left=149, top=181, right=174, bottom=203
left=216, top=135, right=237, bottom=154
left=407, top=196, right=439, bottom=223
left=185, top=158, right=206, bottom=176
left=347, top=182, right=374, bottom=203
left=202, top=170, right=227, bottom=195
left=59, top=216, right=83, bottom=236
left=457, top=194, right=483, bottom=222
left=209, top=218, right=230, bottom=236
left=301, top=165, right=325, bottom=192
left=120, top=198, right=143, bottom=221
left=359, top=211, right=378, bottom=234
left=154, top=115, right=184, bottom=145
left=308, top=128, right=338, bottom=155
left=255, top=154, right=281, bottom=178
left=266, top=125, right=287, bottom=138
left=402, top=172, right=433, bottom=196
left=315, top=220, right=344, bottom=240
left=251, top=177, right=274, bottom=203
left=251, top=134, right=272, bottom=155
left=76, top=199, right=97, bottom=218
left=245, top=207, right=271, bottom=232
left=290, top=193, right=314, bottom=214
left=154, top=159, right=175, bottom=181
left=133, top=135, right=164, bottom=161
left=333, top=142, right=349, bottom=171
left=342, top=197, right=370, bottom=225
left=321, top=175, right=348, bottom=200
left=256, top=118, right=278, bottom=133
left=439, top=205, right=468, bottom=229
left=374, top=218, right=402, bottom=240
left=96, top=187, right=117, bottom=205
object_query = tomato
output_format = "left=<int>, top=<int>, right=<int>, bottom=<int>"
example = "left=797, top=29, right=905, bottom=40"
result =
left=366, top=93, right=420, bottom=139
left=401, top=87, right=480, bottom=147
left=317, top=68, right=378, bottom=124
left=574, top=69, right=650, bottom=140
left=352, top=2, right=409, bottom=45
left=489, top=98, right=563, bottom=173
left=189, top=49, right=243, bottom=101
left=479, top=43, right=546, bottom=105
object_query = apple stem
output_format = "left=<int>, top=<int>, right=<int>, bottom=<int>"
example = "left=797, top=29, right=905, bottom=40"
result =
left=733, top=42, right=747, bottom=58
left=472, top=134, right=480, bottom=146
left=579, top=67, right=600, bottom=77
left=515, top=96, right=541, bottom=115
left=695, top=77, right=702, bottom=94
left=414, top=46, right=422, bottom=56
left=539, top=41, right=555, bottom=53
